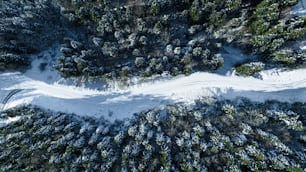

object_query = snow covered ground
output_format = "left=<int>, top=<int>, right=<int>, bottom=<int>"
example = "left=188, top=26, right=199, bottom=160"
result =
left=24, top=46, right=62, bottom=84
left=0, top=116, right=21, bottom=128
left=214, top=46, right=254, bottom=75
left=292, top=0, right=306, bottom=16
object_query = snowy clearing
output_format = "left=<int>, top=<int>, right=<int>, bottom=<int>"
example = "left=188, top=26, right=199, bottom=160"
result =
left=214, top=46, right=254, bottom=75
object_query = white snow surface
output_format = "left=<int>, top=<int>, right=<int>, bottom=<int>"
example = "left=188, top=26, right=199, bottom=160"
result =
left=24, top=46, right=62, bottom=83
left=1, top=67, right=306, bottom=121
left=0, top=116, right=21, bottom=128
left=215, top=46, right=253, bottom=75
left=292, top=0, right=306, bottom=16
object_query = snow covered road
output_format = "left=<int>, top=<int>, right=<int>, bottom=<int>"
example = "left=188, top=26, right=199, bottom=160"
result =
left=1, top=68, right=306, bottom=121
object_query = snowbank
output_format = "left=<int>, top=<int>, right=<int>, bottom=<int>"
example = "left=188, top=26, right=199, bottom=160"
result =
left=24, top=46, right=62, bottom=84
left=0, top=116, right=21, bottom=128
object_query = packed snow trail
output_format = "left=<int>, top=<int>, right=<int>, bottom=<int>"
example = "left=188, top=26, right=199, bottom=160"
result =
left=1, top=68, right=306, bottom=121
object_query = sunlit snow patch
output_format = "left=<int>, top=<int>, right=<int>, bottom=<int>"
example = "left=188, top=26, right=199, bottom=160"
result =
left=0, top=116, right=21, bottom=127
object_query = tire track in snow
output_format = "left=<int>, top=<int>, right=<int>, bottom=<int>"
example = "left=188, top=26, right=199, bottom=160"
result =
left=2, top=89, right=23, bottom=105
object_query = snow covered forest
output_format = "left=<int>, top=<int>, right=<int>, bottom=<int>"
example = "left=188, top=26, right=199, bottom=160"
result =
left=0, top=0, right=306, bottom=171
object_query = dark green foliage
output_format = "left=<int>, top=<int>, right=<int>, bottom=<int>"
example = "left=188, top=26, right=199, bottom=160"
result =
left=1, top=0, right=304, bottom=77
left=51, top=0, right=304, bottom=79
left=0, top=98, right=305, bottom=171
left=0, top=53, right=29, bottom=71
left=0, top=0, right=67, bottom=71
left=235, top=62, right=264, bottom=76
